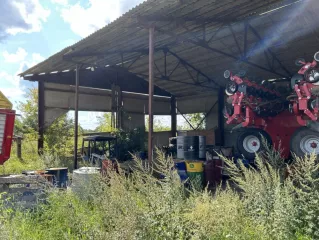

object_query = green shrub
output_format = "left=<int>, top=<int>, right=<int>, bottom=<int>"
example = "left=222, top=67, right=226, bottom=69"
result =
left=1, top=147, right=319, bottom=240
left=289, top=154, right=319, bottom=238
left=1, top=134, right=43, bottom=174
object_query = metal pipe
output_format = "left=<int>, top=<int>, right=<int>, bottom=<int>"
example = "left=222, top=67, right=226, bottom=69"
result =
left=156, top=27, right=289, bottom=78
left=74, top=65, right=80, bottom=170
left=148, top=26, right=155, bottom=164
left=218, top=87, right=225, bottom=146
left=171, top=96, right=177, bottom=137
left=17, top=137, right=22, bottom=159
left=38, top=81, right=45, bottom=154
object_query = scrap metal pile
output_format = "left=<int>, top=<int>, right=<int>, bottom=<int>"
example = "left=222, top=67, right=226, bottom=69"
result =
left=224, top=51, right=319, bottom=159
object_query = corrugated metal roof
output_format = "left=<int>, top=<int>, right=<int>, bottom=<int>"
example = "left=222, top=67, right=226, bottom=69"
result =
left=20, top=0, right=319, bottom=97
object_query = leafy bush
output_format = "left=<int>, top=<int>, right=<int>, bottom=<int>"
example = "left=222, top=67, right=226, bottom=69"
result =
left=114, top=128, right=146, bottom=160
left=289, top=154, right=319, bottom=238
left=222, top=153, right=297, bottom=239
left=1, top=134, right=44, bottom=174
left=1, top=147, right=319, bottom=239
left=1, top=132, right=74, bottom=175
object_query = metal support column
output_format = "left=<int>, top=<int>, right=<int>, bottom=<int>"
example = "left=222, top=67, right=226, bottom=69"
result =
left=171, top=96, right=177, bottom=137
left=17, top=137, right=22, bottom=159
left=74, top=65, right=80, bottom=170
left=38, top=81, right=45, bottom=154
left=148, top=26, right=155, bottom=163
left=217, top=87, right=225, bottom=146
left=116, top=87, right=123, bottom=129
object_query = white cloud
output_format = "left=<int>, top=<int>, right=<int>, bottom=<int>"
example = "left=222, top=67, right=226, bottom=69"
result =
left=2, top=47, right=28, bottom=63
left=0, top=60, right=27, bottom=87
left=57, top=0, right=144, bottom=37
left=51, top=0, right=68, bottom=6
left=0, top=87, right=25, bottom=100
left=0, top=0, right=50, bottom=39
left=0, top=52, right=45, bottom=99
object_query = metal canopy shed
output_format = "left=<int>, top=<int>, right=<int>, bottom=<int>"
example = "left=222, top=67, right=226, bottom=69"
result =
left=20, top=0, right=319, bottom=166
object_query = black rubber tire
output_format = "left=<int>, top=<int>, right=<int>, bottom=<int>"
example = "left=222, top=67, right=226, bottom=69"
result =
left=223, top=103, right=234, bottom=118
left=290, top=127, right=319, bottom=157
left=237, top=128, right=272, bottom=160
left=290, top=74, right=303, bottom=90
left=226, top=81, right=238, bottom=95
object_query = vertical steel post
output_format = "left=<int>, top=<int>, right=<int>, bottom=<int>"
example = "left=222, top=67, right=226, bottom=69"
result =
left=17, top=137, right=22, bottom=159
left=38, top=81, right=45, bottom=154
left=218, top=87, right=225, bottom=146
left=117, top=87, right=123, bottom=129
left=171, top=96, right=177, bottom=137
left=148, top=26, right=155, bottom=163
left=74, top=65, right=80, bottom=170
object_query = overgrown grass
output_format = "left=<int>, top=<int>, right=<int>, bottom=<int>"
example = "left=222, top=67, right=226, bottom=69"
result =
left=1, top=147, right=319, bottom=239
left=1, top=138, right=43, bottom=174
left=1, top=134, right=74, bottom=175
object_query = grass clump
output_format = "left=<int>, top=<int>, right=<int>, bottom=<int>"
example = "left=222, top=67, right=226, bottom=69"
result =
left=1, top=147, right=319, bottom=239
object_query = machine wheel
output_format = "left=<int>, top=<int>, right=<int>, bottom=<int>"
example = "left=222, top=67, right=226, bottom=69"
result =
left=225, top=81, right=238, bottom=95
left=237, top=128, right=272, bottom=160
left=290, top=127, right=319, bottom=157
left=223, top=103, right=234, bottom=118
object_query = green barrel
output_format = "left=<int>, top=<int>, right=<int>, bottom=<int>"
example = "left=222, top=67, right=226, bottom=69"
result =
left=186, top=161, right=204, bottom=190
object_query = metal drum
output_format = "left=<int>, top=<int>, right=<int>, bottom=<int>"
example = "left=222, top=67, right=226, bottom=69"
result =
left=177, top=136, right=184, bottom=159
left=183, top=136, right=199, bottom=160
left=72, top=167, right=100, bottom=196
left=46, top=167, right=68, bottom=188
left=199, top=136, right=206, bottom=160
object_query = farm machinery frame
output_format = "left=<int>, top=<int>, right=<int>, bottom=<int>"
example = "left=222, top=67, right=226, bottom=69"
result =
left=224, top=51, right=319, bottom=160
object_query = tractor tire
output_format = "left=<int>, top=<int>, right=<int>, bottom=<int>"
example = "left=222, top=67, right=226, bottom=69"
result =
left=237, top=128, right=272, bottom=160
left=290, top=127, right=319, bottom=157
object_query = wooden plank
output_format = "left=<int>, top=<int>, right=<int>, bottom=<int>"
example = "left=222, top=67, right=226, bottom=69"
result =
left=0, top=175, right=47, bottom=185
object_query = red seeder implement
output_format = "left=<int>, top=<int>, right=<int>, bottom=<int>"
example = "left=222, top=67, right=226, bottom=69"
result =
left=223, top=51, right=319, bottom=159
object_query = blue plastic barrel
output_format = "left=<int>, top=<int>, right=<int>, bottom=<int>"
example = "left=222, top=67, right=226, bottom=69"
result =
left=177, top=170, right=188, bottom=181
left=46, top=167, right=68, bottom=188
left=175, top=161, right=186, bottom=171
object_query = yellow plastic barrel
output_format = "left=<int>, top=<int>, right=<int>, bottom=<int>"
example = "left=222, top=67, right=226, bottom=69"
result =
left=186, top=161, right=204, bottom=172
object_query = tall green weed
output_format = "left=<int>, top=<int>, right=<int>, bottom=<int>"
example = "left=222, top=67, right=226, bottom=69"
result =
left=1, top=147, right=319, bottom=240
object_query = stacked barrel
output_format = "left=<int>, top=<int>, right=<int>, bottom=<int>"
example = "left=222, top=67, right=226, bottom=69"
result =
left=175, top=136, right=206, bottom=188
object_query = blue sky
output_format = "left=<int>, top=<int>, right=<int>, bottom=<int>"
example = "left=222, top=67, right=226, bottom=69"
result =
left=0, top=0, right=148, bottom=129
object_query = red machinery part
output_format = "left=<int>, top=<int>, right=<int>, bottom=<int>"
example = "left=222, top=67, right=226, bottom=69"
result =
left=235, top=110, right=299, bottom=160
left=0, top=109, right=16, bottom=165
left=290, top=53, right=319, bottom=126
left=264, top=110, right=300, bottom=159
left=224, top=70, right=299, bottom=159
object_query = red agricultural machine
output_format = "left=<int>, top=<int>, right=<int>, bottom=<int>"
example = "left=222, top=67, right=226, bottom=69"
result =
left=224, top=51, right=319, bottom=160
left=0, top=92, right=16, bottom=165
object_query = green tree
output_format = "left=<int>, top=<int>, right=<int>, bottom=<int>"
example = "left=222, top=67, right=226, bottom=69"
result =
left=145, top=115, right=171, bottom=132
left=16, top=88, right=38, bottom=134
left=180, top=113, right=205, bottom=130
left=95, top=113, right=114, bottom=132
left=44, top=114, right=74, bottom=155
left=16, top=88, right=75, bottom=156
